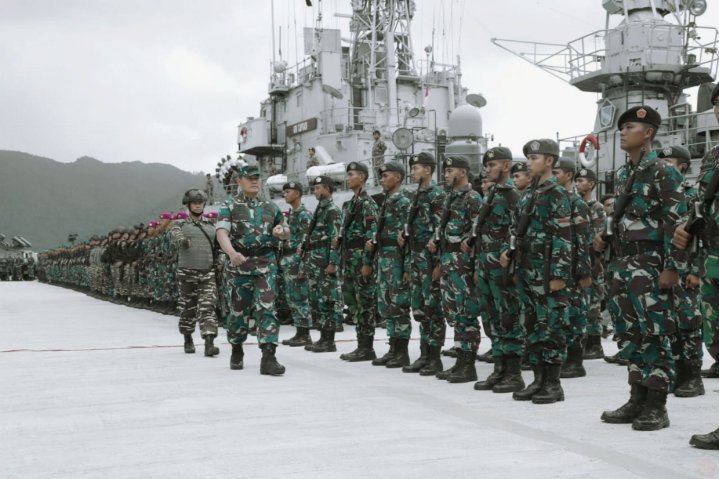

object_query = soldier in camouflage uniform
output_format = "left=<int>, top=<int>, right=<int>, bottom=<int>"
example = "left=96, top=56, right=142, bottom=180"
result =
left=301, top=176, right=343, bottom=352
left=658, top=146, right=704, bottom=398
left=511, top=161, right=531, bottom=195
left=367, top=161, right=412, bottom=368
left=337, top=162, right=379, bottom=362
left=428, top=155, right=483, bottom=384
left=398, top=152, right=446, bottom=376
left=169, top=189, right=220, bottom=357
left=575, top=168, right=608, bottom=360
left=501, top=139, right=572, bottom=405
left=469, top=147, right=525, bottom=393
left=553, top=157, right=593, bottom=379
left=596, top=106, right=686, bottom=431
left=677, top=83, right=719, bottom=449
left=217, top=164, right=286, bottom=376
left=371, top=130, right=387, bottom=173
left=277, top=181, right=314, bottom=348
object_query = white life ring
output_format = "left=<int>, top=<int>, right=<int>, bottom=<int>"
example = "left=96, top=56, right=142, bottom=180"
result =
left=579, top=134, right=599, bottom=169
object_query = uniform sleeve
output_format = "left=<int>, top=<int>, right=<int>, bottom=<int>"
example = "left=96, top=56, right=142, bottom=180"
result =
left=659, top=165, right=688, bottom=271
left=327, top=207, right=341, bottom=267
left=550, top=190, right=573, bottom=280
left=168, top=221, right=184, bottom=245
left=574, top=201, right=592, bottom=279
left=217, top=204, right=232, bottom=232
left=362, top=199, right=378, bottom=267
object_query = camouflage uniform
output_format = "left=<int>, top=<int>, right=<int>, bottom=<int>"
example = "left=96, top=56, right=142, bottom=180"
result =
left=372, top=137, right=387, bottom=170
left=585, top=198, right=607, bottom=337
left=282, top=203, right=313, bottom=329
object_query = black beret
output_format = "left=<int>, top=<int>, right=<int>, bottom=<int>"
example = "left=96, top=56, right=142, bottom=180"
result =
left=312, top=175, right=334, bottom=188
left=576, top=168, right=597, bottom=181
left=377, top=161, right=405, bottom=178
left=712, top=83, right=719, bottom=103
left=656, top=145, right=691, bottom=164
left=511, top=161, right=528, bottom=174
left=409, top=152, right=435, bottom=167
left=483, top=146, right=512, bottom=165
left=555, top=157, right=576, bottom=173
left=617, top=105, right=661, bottom=130
left=282, top=181, right=303, bottom=193
left=443, top=155, right=470, bottom=169
left=346, top=162, right=369, bottom=175
left=523, top=139, right=559, bottom=158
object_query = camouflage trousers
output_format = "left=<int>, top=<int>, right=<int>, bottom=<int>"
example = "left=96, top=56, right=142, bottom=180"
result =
left=610, top=255, right=676, bottom=392
left=701, top=276, right=719, bottom=362
left=670, top=279, right=703, bottom=362
left=342, top=247, right=376, bottom=338
left=476, top=250, right=523, bottom=357
left=111, top=262, right=124, bottom=297
left=377, top=247, right=411, bottom=340
left=280, top=255, right=312, bottom=328
left=440, top=251, right=480, bottom=352
left=409, top=247, right=445, bottom=347
left=565, top=281, right=588, bottom=350
left=223, top=263, right=279, bottom=346
left=307, top=264, right=342, bottom=332
left=88, top=265, right=102, bottom=293
left=518, top=259, right=569, bottom=365
left=177, top=267, right=218, bottom=338
left=585, top=268, right=604, bottom=336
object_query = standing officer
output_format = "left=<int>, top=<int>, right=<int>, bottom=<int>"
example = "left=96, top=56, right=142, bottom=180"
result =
left=216, top=164, right=286, bottom=376
left=169, top=189, right=219, bottom=357
left=277, top=182, right=314, bottom=347
left=511, top=161, right=531, bottom=195
left=398, top=152, right=446, bottom=376
left=470, top=147, right=525, bottom=393
left=595, top=106, right=686, bottom=431
left=428, top=155, right=483, bottom=384
left=657, top=146, right=704, bottom=397
left=501, top=139, right=572, bottom=405
left=575, top=168, right=608, bottom=359
left=372, top=130, right=387, bottom=172
left=302, top=176, right=343, bottom=352
left=337, top=162, right=379, bottom=362
left=368, top=161, right=412, bottom=368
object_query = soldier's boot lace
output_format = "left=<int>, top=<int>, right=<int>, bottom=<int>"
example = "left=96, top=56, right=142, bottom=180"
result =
left=230, top=343, right=244, bottom=370
left=583, top=334, right=605, bottom=360
left=674, top=359, right=705, bottom=398
left=283, top=327, right=313, bottom=347
left=447, top=350, right=478, bottom=383
left=690, top=426, right=719, bottom=450
left=493, top=355, right=525, bottom=393
left=474, top=355, right=506, bottom=390
left=386, top=338, right=411, bottom=368
left=512, top=363, right=545, bottom=401
left=601, top=383, right=647, bottom=423
left=204, top=335, right=220, bottom=357
left=403, top=341, right=429, bottom=373
left=183, top=334, right=195, bottom=354
left=419, top=345, right=444, bottom=376
left=532, top=363, right=565, bottom=404
left=560, top=344, right=587, bottom=378
left=632, top=388, right=669, bottom=431
left=372, top=337, right=397, bottom=366
left=260, top=343, right=285, bottom=376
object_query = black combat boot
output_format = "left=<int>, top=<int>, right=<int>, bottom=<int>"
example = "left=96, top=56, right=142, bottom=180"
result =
left=204, top=335, right=220, bottom=357
left=343, top=336, right=377, bottom=362
left=690, top=427, right=719, bottom=450
left=674, top=359, right=706, bottom=398
left=386, top=338, right=411, bottom=368
left=372, top=337, right=396, bottom=366
left=601, top=384, right=647, bottom=423
left=701, top=361, right=719, bottom=378
left=493, top=355, right=525, bottom=393
left=441, top=346, right=459, bottom=358
left=513, top=363, right=545, bottom=401
left=309, top=329, right=337, bottom=353
left=230, top=343, right=244, bottom=370
left=335, top=322, right=344, bottom=332
left=447, top=350, right=478, bottom=383
left=282, top=327, right=312, bottom=347
left=532, top=363, right=565, bottom=404
left=419, top=345, right=444, bottom=376
left=521, top=351, right=532, bottom=371
left=476, top=349, right=494, bottom=363
left=474, top=356, right=506, bottom=390
left=305, top=330, right=327, bottom=352
left=340, top=337, right=362, bottom=360
left=561, top=345, right=587, bottom=378
left=583, top=335, right=604, bottom=359
left=403, top=341, right=429, bottom=373
left=183, top=334, right=195, bottom=354
left=436, top=351, right=462, bottom=380
left=260, top=343, right=285, bottom=376
left=632, top=389, right=669, bottom=431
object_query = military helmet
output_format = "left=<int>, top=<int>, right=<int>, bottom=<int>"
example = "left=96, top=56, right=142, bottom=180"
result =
left=182, top=188, right=208, bottom=205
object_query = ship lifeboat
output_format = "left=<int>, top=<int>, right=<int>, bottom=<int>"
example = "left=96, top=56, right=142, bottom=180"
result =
left=307, top=163, right=347, bottom=185
left=266, top=174, right=288, bottom=194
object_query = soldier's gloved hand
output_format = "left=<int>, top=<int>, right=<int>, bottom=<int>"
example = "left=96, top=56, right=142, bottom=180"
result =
left=427, top=239, right=437, bottom=254
left=499, top=252, right=509, bottom=268
left=361, top=264, right=372, bottom=278
left=578, top=276, right=592, bottom=289
left=686, top=274, right=700, bottom=289
left=659, top=269, right=679, bottom=289
left=548, top=279, right=566, bottom=292
left=181, top=238, right=191, bottom=248
left=397, top=232, right=406, bottom=247
left=673, top=222, right=691, bottom=250
left=593, top=233, right=606, bottom=253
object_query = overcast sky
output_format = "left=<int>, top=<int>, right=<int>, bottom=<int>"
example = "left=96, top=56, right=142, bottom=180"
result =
left=1, top=0, right=718, bottom=173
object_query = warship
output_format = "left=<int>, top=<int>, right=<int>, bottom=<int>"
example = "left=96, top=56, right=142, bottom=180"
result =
left=493, top=0, right=719, bottom=194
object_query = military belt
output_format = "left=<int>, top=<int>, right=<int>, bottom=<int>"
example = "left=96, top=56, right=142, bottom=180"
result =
left=615, top=240, right=662, bottom=257
left=235, top=245, right=274, bottom=257
left=440, top=240, right=463, bottom=253
left=519, top=243, right=545, bottom=254
left=410, top=240, right=427, bottom=252
left=344, top=237, right=367, bottom=250
left=378, top=237, right=400, bottom=248
left=306, top=240, right=330, bottom=252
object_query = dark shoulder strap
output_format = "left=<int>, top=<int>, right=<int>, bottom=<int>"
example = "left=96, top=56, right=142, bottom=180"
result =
left=192, top=221, right=217, bottom=261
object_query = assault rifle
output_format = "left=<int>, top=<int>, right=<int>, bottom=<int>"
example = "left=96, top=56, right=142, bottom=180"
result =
left=298, top=202, right=322, bottom=260
left=684, top=167, right=719, bottom=246
left=368, top=195, right=389, bottom=263
left=402, top=177, right=425, bottom=255
left=468, top=181, right=499, bottom=249
left=336, top=186, right=364, bottom=252
left=506, top=175, right=541, bottom=278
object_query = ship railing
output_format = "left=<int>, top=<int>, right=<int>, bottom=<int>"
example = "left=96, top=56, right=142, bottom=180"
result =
left=319, top=106, right=435, bottom=135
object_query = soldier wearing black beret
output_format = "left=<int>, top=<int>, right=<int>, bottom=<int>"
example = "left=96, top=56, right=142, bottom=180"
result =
left=377, top=160, right=405, bottom=180
left=511, top=161, right=531, bottom=194
left=282, top=181, right=304, bottom=194
left=656, top=146, right=691, bottom=174
left=617, top=105, right=662, bottom=132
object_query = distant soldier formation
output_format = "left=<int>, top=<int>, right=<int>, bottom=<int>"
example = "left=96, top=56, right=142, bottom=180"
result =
left=36, top=99, right=719, bottom=449
left=0, top=234, right=35, bottom=281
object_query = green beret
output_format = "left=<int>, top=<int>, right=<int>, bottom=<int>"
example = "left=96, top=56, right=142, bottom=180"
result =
left=483, top=147, right=512, bottom=165
left=656, top=145, right=691, bottom=164
left=712, top=83, right=719, bottom=103
left=312, top=175, right=334, bottom=188
left=617, top=105, right=661, bottom=130
left=443, top=155, right=470, bottom=169
left=377, top=161, right=405, bottom=178
left=409, top=152, right=435, bottom=167
left=511, top=161, right=528, bottom=174
left=555, top=157, right=576, bottom=173
left=576, top=168, right=597, bottom=181
left=282, top=181, right=303, bottom=193
left=346, top=161, right=369, bottom=175
left=239, top=164, right=260, bottom=177
left=523, top=139, right=559, bottom=158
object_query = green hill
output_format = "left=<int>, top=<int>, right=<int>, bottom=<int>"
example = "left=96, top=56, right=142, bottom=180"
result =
left=0, top=150, right=209, bottom=250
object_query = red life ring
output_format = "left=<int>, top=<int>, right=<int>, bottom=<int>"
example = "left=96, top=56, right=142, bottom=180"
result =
left=240, top=127, right=248, bottom=142
left=579, top=134, right=599, bottom=168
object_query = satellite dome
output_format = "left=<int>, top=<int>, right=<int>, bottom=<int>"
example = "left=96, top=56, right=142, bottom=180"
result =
left=448, top=104, right=482, bottom=138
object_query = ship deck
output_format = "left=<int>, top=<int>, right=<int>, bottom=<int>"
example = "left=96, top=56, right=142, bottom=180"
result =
left=1, top=282, right=719, bottom=478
